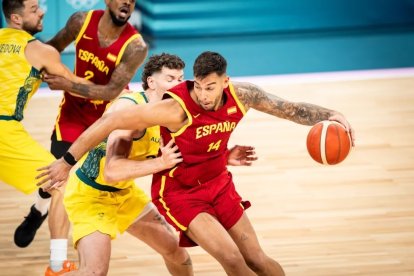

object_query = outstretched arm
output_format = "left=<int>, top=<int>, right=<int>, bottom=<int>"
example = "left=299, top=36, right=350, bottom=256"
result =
left=36, top=98, right=186, bottom=190
left=25, top=40, right=88, bottom=84
left=233, top=81, right=355, bottom=145
left=104, top=99, right=183, bottom=183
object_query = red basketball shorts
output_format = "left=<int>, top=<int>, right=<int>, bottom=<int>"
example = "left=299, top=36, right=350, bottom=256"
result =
left=152, top=170, right=251, bottom=247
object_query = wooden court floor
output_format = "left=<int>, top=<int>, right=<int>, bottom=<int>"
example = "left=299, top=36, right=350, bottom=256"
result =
left=0, top=75, right=413, bottom=275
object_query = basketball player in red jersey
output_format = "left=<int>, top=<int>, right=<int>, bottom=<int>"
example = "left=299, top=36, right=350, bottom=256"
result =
left=38, top=51, right=355, bottom=275
left=39, top=0, right=147, bottom=274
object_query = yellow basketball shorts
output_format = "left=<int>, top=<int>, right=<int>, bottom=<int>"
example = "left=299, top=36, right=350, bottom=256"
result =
left=64, top=173, right=151, bottom=247
left=0, top=120, right=55, bottom=194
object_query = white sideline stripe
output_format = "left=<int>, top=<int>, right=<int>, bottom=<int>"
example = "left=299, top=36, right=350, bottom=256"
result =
left=233, top=67, right=414, bottom=85
left=34, top=67, right=414, bottom=98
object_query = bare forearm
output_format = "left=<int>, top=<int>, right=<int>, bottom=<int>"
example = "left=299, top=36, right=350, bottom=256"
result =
left=235, top=81, right=340, bottom=126
left=104, top=157, right=168, bottom=183
left=68, top=114, right=117, bottom=161
left=68, top=82, right=123, bottom=101
left=279, top=102, right=339, bottom=126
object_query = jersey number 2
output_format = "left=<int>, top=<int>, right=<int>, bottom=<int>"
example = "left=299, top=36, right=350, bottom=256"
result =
left=84, top=70, right=94, bottom=80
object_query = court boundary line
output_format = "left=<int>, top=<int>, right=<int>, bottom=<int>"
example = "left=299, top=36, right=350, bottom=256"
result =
left=35, top=67, right=414, bottom=98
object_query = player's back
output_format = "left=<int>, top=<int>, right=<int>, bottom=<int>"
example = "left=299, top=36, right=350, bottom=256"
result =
left=0, top=28, right=42, bottom=121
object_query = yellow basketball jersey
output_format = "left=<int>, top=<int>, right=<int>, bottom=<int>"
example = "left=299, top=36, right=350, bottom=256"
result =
left=77, top=92, right=160, bottom=190
left=0, top=28, right=42, bottom=121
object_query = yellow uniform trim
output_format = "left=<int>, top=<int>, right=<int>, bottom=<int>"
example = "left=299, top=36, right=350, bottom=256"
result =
left=54, top=96, right=66, bottom=141
left=75, top=10, right=94, bottom=45
left=165, top=92, right=193, bottom=138
left=158, top=176, right=187, bottom=231
left=115, top=34, right=141, bottom=66
left=168, top=166, right=178, bottom=177
left=228, top=82, right=246, bottom=115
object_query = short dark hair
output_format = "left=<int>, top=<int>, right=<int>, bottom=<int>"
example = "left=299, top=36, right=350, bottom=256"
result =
left=193, top=51, right=227, bottom=79
left=141, top=53, right=185, bottom=90
left=2, top=0, right=26, bottom=21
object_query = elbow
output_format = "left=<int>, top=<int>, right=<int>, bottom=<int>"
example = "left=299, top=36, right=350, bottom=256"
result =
left=103, top=167, right=118, bottom=183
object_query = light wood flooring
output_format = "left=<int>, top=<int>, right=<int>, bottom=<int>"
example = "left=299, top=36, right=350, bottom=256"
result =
left=1, top=75, right=413, bottom=275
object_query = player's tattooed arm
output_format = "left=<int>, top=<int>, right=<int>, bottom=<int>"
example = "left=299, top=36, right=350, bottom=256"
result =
left=47, top=11, right=86, bottom=52
left=68, top=37, right=148, bottom=100
left=233, top=81, right=339, bottom=126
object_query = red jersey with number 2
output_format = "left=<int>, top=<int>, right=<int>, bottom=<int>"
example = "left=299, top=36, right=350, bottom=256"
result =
left=53, top=9, right=140, bottom=143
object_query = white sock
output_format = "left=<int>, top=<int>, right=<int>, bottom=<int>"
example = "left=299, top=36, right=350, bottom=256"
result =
left=50, top=239, right=68, bottom=272
left=34, top=192, right=50, bottom=216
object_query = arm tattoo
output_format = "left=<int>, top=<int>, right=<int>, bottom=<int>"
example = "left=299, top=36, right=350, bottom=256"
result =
left=68, top=38, right=148, bottom=101
left=71, top=82, right=90, bottom=97
left=234, top=82, right=337, bottom=126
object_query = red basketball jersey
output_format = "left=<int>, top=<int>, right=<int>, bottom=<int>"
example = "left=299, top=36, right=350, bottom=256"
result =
left=54, top=10, right=141, bottom=142
left=155, top=80, right=246, bottom=186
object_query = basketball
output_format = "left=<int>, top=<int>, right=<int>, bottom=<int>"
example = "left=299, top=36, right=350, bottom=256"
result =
left=306, top=121, right=351, bottom=165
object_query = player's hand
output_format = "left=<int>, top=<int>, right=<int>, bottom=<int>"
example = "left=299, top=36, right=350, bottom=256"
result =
left=158, top=139, right=183, bottom=169
left=42, top=73, right=71, bottom=91
left=227, top=145, right=258, bottom=166
left=35, top=158, right=72, bottom=192
left=328, top=113, right=355, bottom=146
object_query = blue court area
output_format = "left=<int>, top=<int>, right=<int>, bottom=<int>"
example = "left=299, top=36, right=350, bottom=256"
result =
left=2, top=0, right=414, bottom=81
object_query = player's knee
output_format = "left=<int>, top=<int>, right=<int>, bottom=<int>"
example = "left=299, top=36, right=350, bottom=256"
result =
left=245, top=251, right=266, bottom=272
left=219, top=249, right=245, bottom=270
left=245, top=252, right=285, bottom=276
left=161, top=239, right=186, bottom=260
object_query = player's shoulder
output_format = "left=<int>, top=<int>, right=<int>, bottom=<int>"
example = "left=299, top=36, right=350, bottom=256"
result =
left=64, top=11, right=88, bottom=31
left=117, top=90, right=147, bottom=105
left=126, top=34, right=147, bottom=49
left=26, top=39, right=58, bottom=56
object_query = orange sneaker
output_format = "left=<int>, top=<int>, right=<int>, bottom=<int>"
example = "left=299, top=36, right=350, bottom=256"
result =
left=45, top=260, right=77, bottom=275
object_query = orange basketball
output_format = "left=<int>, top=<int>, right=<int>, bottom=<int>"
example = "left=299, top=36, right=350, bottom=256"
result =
left=306, top=121, right=351, bottom=165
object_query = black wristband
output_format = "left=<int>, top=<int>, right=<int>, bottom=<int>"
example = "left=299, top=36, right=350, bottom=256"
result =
left=63, top=152, right=77, bottom=166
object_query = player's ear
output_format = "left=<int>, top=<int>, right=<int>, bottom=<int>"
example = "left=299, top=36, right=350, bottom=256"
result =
left=223, top=75, right=230, bottom=89
left=147, top=76, right=155, bottom=90
left=10, top=13, right=23, bottom=26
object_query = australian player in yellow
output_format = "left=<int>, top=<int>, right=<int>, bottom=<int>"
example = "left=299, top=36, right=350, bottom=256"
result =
left=0, top=0, right=87, bottom=274
left=62, top=53, right=193, bottom=275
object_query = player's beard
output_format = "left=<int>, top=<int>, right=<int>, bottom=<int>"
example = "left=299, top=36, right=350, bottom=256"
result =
left=22, top=21, right=42, bottom=35
left=109, top=10, right=130, bottom=27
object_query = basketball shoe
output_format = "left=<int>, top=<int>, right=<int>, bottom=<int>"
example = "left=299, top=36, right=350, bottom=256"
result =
left=14, top=204, right=48, bottom=247
left=45, top=260, right=77, bottom=275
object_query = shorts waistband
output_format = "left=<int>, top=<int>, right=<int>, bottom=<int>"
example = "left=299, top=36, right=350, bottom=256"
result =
left=76, top=168, right=121, bottom=192
left=0, top=115, right=17, bottom=121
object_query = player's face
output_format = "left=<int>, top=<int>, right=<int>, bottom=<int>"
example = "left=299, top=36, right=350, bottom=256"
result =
left=194, top=73, right=229, bottom=111
left=149, top=67, right=184, bottom=94
left=19, top=0, right=44, bottom=34
left=107, top=0, right=136, bottom=26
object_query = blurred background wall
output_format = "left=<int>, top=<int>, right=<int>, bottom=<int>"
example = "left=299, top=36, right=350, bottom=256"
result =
left=2, top=0, right=414, bottom=81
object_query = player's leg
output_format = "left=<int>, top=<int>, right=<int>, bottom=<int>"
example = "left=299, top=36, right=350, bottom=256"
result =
left=228, top=213, right=285, bottom=276
left=63, top=232, right=111, bottom=276
left=43, top=130, right=73, bottom=274
left=126, top=203, right=193, bottom=275
left=212, top=171, right=284, bottom=275
left=0, top=121, right=53, bottom=247
left=46, top=187, right=71, bottom=274
left=186, top=212, right=256, bottom=276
